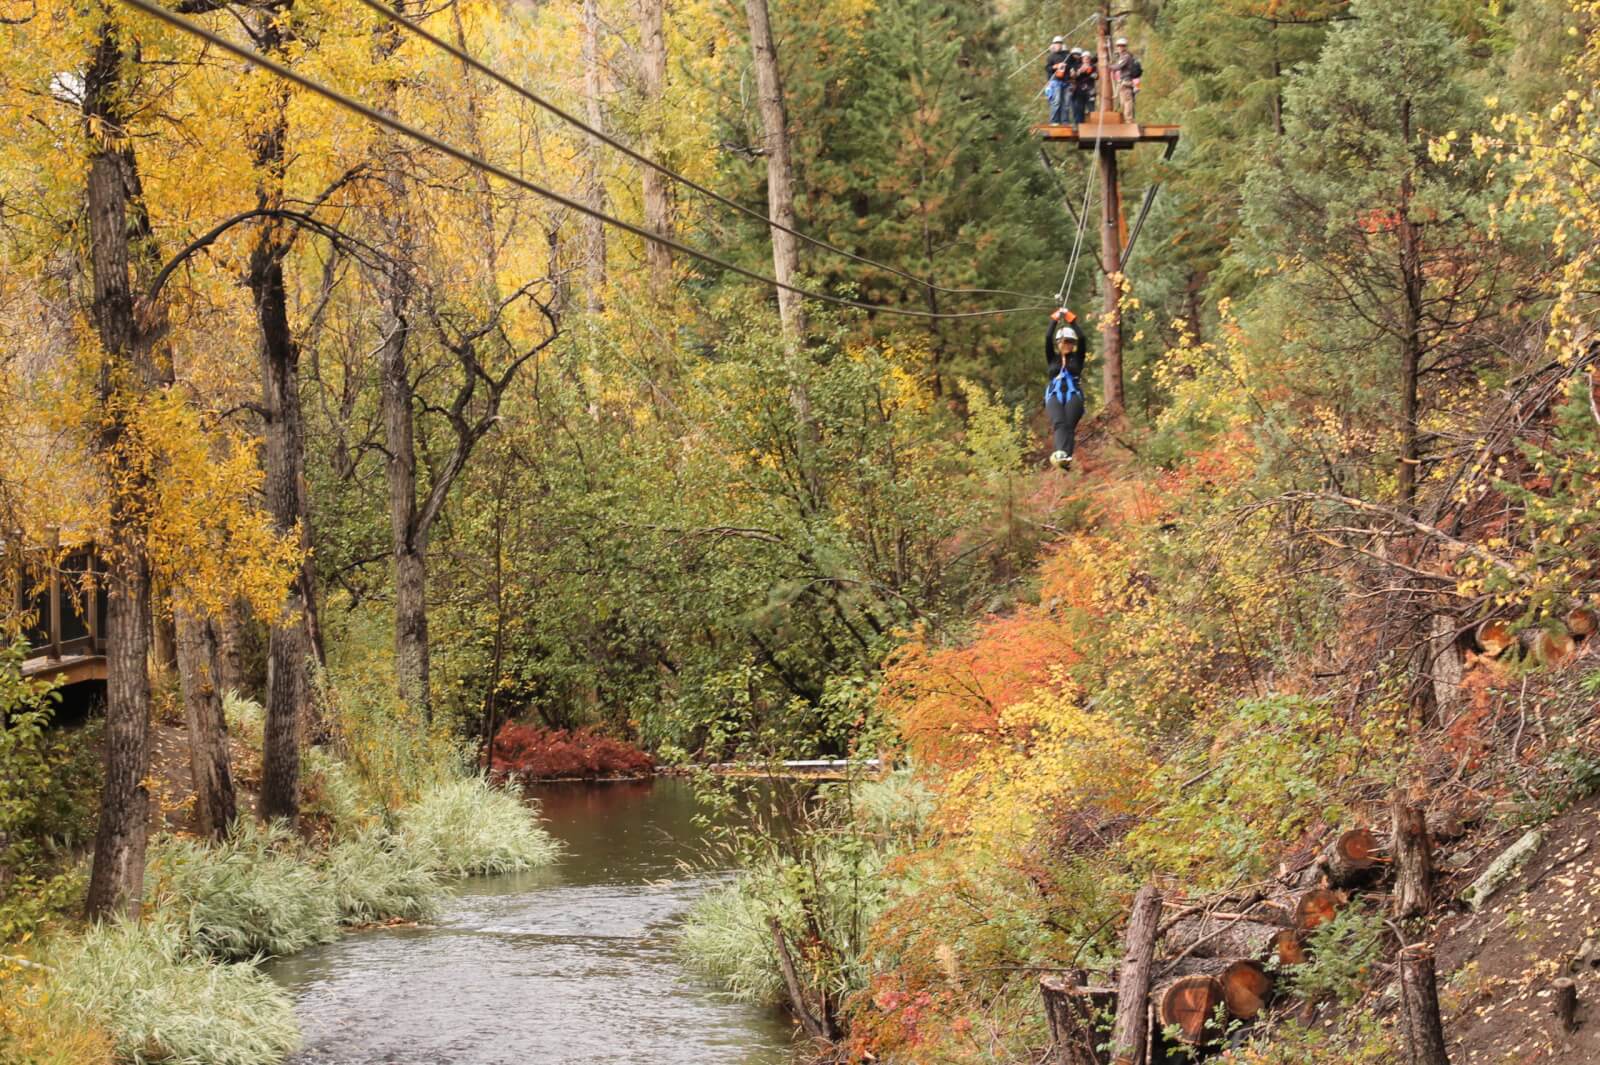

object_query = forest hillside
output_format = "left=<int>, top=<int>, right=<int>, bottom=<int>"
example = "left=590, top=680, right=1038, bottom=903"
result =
left=3, top=0, right=1600, bottom=1063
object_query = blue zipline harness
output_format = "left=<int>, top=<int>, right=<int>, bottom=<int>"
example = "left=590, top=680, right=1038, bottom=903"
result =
left=1045, top=367, right=1080, bottom=405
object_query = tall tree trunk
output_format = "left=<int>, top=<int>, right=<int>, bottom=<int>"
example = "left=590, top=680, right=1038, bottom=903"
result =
left=175, top=608, right=237, bottom=839
left=742, top=0, right=806, bottom=345
left=249, top=26, right=314, bottom=817
left=638, top=0, right=672, bottom=294
left=82, top=17, right=160, bottom=920
left=581, top=0, right=608, bottom=313
left=377, top=262, right=431, bottom=721
left=1397, top=96, right=1424, bottom=515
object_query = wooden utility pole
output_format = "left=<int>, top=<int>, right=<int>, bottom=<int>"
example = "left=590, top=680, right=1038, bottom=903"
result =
left=1039, top=8, right=1177, bottom=421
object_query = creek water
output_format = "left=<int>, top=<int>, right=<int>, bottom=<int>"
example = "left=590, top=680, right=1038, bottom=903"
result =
left=270, top=778, right=795, bottom=1064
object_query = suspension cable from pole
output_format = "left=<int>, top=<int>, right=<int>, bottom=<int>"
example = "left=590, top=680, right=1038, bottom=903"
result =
left=352, top=0, right=1050, bottom=305
left=116, top=0, right=1050, bottom=322
left=1053, top=94, right=1109, bottom=309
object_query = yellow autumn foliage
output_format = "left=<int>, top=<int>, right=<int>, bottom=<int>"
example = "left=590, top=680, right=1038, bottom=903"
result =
left=940, top=682, right=1155, bottom=848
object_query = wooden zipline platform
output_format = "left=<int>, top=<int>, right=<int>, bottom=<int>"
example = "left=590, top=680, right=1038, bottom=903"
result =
left=1035, top=116, right=1181, bottom=154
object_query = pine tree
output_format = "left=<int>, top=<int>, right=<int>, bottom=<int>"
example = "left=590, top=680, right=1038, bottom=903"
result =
left=1238, top=0, right=1508, bottom=507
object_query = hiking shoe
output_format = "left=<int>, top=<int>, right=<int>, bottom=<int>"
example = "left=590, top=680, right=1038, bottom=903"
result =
left=1049, top=450, right=1072, bottom=470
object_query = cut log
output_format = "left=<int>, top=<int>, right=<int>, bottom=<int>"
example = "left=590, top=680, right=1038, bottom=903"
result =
left=1476, top=618, right=1515, bottom=657
left=1108, top=884, right=1163, bottom=1065
left=1163, top=915, right=1286, bottom=960
left=1293, top=888, right=1343, bottom=931
left=1398, top=943, right=1451, bottom=1065
left=1392, top=796, right=1434, bottom=919
left=1323, top=828, right=1383, bottom=887
left=1219, top=959, right=1273, bottom=1021
left=1534, top=626, right=1577, bottom=668
left=1273, top=928, right=1308, bottom=967
left=1553, top=977, right=1578, bottom=1035
left=1461, top=829, right=1542, bottom=910
left=1567, top=607, right=1597, bottom=640
left=1155, top=974, right=1224, bottom=1044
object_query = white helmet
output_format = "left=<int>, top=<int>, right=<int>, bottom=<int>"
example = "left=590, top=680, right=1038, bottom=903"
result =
left=1051, top=35, right=1064, bottom=44
left=1055, top=326, right=1078, bottom=343
left=1115, top=36, right=1129, bottom=46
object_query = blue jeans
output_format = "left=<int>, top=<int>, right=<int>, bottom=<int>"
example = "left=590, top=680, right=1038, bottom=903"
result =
left=1070, top=93, right=1090, bottom=124
left=1049, top=85, right=1071, bottom=125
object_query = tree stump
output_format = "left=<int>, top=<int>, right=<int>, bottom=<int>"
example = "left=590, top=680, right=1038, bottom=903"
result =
left=1219, top=959, right=1273, bottom=1021
left=1323, top=828, right=1382, bottom=887
left=1155, top=974, right=1224, bottom=1044
left=1553, top=977, right=1578, bottom=1034
left=1392, top=796, right=1434, bottom=919
left=1399, top=943, right=1451, bottom=1065
left=1040, top=972, right=1105, bottom=1065
left=1108, top=884, right=1163, bottom=1065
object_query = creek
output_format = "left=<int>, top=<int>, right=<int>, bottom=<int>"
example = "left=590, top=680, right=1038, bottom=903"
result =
left=270, top=778, right=794, bottom=1064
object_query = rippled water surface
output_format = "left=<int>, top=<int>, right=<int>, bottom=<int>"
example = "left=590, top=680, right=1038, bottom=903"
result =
left=270, top=779, right=794, bottom=1065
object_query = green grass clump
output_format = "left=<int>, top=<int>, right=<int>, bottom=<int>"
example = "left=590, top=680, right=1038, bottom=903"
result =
left=147, top=820, right=339, bottom=961
left=397, top=776, right=560, bottom=876
left=49, top=918, right=299, bottom=1065
left=322, top=828, right=442, bottom=925
left=221, top=691, right=264, bottom=750
left=678, top=875, right=785, bottom=1004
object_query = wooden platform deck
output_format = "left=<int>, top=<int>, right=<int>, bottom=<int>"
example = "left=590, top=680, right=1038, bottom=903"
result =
left=1036, top=115, right=1181, bottom=153
left=22, top=652, right=107, bottom=686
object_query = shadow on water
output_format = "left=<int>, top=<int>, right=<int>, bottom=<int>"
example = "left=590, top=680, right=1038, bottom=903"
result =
left=270, top=777, right=795, bottom=1065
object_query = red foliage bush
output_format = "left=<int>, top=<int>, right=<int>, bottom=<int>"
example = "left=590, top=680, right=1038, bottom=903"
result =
left=486, top=723, right=655, bottom=780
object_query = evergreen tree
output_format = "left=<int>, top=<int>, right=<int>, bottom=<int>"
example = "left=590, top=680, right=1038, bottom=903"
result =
left=1237, top=0, right=1510, bottom=506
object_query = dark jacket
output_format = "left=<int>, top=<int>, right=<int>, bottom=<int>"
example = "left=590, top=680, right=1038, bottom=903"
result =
left=1045, top=48, right=1074, bottom=82
left=1071, top=60, right=1097, bottom=96
left=1045, top=316, right=1088, bottom=380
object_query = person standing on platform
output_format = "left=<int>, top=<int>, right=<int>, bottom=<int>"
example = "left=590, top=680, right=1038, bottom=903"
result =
left=1111, top=37, right=1142, bottom=121
left=1069, top=48, right=1096, bottom=125
left=1044, top=35, right=1074, bottom=125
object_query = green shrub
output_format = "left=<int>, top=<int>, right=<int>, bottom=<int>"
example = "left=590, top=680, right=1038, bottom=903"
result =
left=1289, top=906, right=1387, bottom=1005
left=397, top=776, right=560, bottom=876
left=48, top=918, right=299, bottom=1065
left=322, top=828, right=441, bottom=925
left=146, top=820, right=339, bottom=961
left=0, top=641, right=101, bottom=941
left=680, top=774, right=918, bottom=1008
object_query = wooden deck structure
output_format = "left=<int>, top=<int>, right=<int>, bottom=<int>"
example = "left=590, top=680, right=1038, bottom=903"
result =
left=12, top=532, right=107, bottom=687
left=1035, top=119, right=1181, bottom=154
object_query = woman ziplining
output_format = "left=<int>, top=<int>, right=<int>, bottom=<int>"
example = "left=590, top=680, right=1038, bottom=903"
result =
left=1044, top=307, right=1087, bottom=471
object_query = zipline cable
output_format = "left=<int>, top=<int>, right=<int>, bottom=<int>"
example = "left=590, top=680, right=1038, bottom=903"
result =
left=1052, top=104, right=1106, bottom=309
left=1005, top=11, right=1098, bottom=80
left=116, top=0, right=1048, bottom=322
left=352, top=0, right=1052, bottom=306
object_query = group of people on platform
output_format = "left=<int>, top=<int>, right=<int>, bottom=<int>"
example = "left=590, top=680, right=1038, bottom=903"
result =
left=1043, top=34, right=1140, bottom=124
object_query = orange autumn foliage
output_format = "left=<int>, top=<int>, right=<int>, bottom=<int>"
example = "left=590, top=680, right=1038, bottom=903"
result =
left=883, top=610, right=1079, bottom=769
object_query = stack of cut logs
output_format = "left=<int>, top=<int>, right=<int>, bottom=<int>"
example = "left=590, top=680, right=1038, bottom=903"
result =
left=1474, top=604, right=1596, bottom=668
left=1041, top=827, right=1410, bottom=1065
